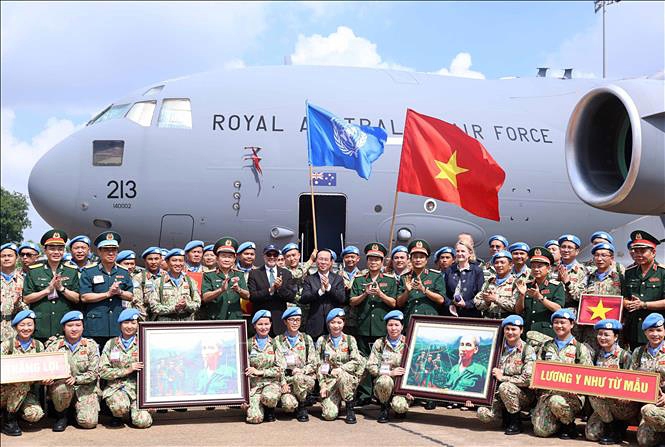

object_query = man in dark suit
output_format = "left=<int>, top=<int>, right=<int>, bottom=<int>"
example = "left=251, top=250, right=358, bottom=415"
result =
left=248, top=244, right=296, bottom=334
left=300, top=249, right=346, bottom=338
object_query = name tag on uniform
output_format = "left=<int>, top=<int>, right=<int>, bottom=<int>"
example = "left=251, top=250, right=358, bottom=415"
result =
left=93, top=275, right=104, bottom=285
left=285, top=353, right=296, bottom=366
left=380, top=363, right=391, bottom=375
left=110, top=349, right=121, bottom=361
left=319, top=363, right=330, bottom=375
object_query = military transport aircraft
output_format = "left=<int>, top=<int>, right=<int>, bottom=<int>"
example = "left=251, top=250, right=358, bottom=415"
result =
left=27, top=66, right=665, bottom=262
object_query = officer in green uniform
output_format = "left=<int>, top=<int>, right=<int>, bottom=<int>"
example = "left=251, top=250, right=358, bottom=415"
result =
left=621, top=230, right=665, bottom=348
left=79, top=231, right=133, bottom=347
left=514, top=247, right=565, bottom=342
left=201, top=237, right=250, bottom=320
left=349, top=242, right=398, bottom=405
left=22, top=230, right=80, bottom=342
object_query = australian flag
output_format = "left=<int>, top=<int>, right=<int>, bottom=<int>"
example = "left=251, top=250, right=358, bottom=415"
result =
left=307, top=103, right=387, bottom=180
left=311, top=171, right=337, bottom=187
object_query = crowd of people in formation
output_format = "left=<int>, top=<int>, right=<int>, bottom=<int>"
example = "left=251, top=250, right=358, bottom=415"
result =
left=0, top=227, right=663, bottom=444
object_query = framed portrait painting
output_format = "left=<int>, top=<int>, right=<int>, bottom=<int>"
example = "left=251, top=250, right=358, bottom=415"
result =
left=138, top=320, right=249, bottom=409
left=395, top=316, right=503, bottom=406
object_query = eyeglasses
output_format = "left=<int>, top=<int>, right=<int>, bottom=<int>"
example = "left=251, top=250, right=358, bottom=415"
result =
left=20, top=253, right=38, bottom=258
left=264, top=253, right=278, bottom=258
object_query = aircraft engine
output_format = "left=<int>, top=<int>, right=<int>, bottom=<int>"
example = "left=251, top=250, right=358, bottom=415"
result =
left=565, top=81, right=664, bottom=214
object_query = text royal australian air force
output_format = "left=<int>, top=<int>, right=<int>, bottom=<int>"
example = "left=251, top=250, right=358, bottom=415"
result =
left=211, top=114, right=554, bottom=145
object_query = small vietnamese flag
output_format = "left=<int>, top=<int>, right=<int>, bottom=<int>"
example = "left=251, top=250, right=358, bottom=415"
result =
left=577, top=294, right=623, bottom=326
left=397, top=109, right=506, bottom=221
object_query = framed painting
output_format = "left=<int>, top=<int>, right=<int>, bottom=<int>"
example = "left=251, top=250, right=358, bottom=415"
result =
left=395, top=315, right=503, bottom=406
left=138, top=320, right=249, bottom=409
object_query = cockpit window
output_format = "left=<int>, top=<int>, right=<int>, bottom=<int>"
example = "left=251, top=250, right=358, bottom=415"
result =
left=158, top=99, right=192, bottom=129
left=143, top=85, right=164, bottom=96
left=93, top=140, right=124, bottom=166
left=126, top=101, right=156, bottom=127
left=90, top=103, right=131, bottom=125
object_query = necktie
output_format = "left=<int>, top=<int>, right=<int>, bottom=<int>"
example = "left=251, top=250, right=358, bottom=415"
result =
left=269, top=268, right=275, bottom=286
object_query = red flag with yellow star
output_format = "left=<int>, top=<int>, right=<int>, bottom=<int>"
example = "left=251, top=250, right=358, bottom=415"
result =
left=396, top=109, right=506, bottom=220
left=577, top=294, right=623, bottom=326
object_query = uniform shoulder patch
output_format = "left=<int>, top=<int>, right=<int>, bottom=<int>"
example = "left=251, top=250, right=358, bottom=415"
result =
left=29, top=263, right=44, bottom=269
left=549, top=279, right=560, bottom=285
left=625, top=264, right=638, bottom=271
left=84, top=263, right=99, bottom=270
left=115, top=264, right=130, bottom=272
left=429, top=268, right=441, bottom=274
left=63, top=261, right=79, bottom=270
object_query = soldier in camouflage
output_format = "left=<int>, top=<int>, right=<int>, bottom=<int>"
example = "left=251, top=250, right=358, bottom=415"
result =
left=482, top=235, right=509, bottom=284
left=272, top=307, right=317, bottom=422
left=508, top=243, right=531, bottom=280
left=367, top=310, right=411, bottom=423
left=474, top=250, right=517, bottom=320
left=130, top=247, right=164, bottom=321
left=99, top=308, right=152, bottom=428
left=281, top=244, right=315, bottom=327
left=631, top=314, right=665, bottom=447
left=531, top=309, right=593, bottom=439
left=245, top=310, right=285, bottom=424
left=44, top=311, right=100, bottom=431
left=556, top=234, right=588, bottom=309
left=146, top=249, right=201, bottom=321
left=584, top=319, right=637, bottom=444
left=1, top=310, right=45, bottom=436
left=339, top=246, right=364, bottom=338
left=1, top=243, right=26, bottom=343
left=316, top=308, right=365, bottom=424
left=477, top=315, right=536, bottom=435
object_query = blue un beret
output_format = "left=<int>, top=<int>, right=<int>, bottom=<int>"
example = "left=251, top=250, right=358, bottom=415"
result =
left=551, top=309, right=576, bottom=322
left=281, top=243, right=300, bottom=256
left=282, top=307, right=302, bottom=320
left=491, top=250, right=513, bottom=264
left=326, top=308, right=345, bottom=323
left=141, top=246, right=161, bottom=258
left=508, top=242, right=530, bottom=253
left=12, top=310, right=36, bottom=327
left=591, top=243, right=615, bottom=255
left=434, top=246, right=455, bottom=260
left=1, top=243, right=18, bottom=254
left=203, top=244, right=214, bottom=253
left=184, top=240, right=204, bottom=252
left=60, top=311, right=84, bottom=325
left=383, top=310, right=404, bottom=322
left=68, top=235, right=91, bottom=248
left=501, top=315, right=524, bottom=328
left=164, top=248, right=185, bottom=260
left=63, top=253, right=72, bottom=262
left=160, top=248, right=169, bottom=257
left=252, top=310, right=271, bottom=324
left=237, top=241, right=256, bottom=254
left=319, top=248, right=337, bottom=262
left=488, top=235, right=509, bottom=248
left=341, top=246, right=360, bottom=256
left=391, top=245, right=408, bottom=258
left=116, top=250, right=136, bottom=263
left=558, top=234, right=581, bottom=248
left=118, top=308, right=140, bottom=324
left=18, top=242, right=41, bottom=255
left=591, top=231, right=614, bottom=244
left=594, top=319, right=622, bottom=331
left=544, top=240, right=560, bottom=248
left=642, top=313, right=665, bottom=331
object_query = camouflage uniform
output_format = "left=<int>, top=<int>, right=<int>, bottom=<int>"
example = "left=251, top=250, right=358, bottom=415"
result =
left=561, top=262, right=588, bottom=308
left=531, top=337, right=592, bottom=437
left=131, top=270, right=162, bottom=321
left=0, top=337, right=45, bottom=422
left=272, top=332, right=317, bottom=411
left=146, top=274, right=201, bottom=321
left=473, top=275, right=517, bottom=320
left=511, top=265, right=531, bottom=281
left=246, top=336, right=285, bottom=424
left=477, top=339, right=536, bottom=425
left=287, top=260, right=313, bottom=326
left=577, top=269, right=623, bottom=354
left=339, top=268, right=365, bottom=337
left=367, top=336, right=410, bottom=414
left=631, top=342, right=665, bottom=447
left=585, top=345, right=638, bottom=441
left=1, top=273, right=25, bottom=342
left=316, top=333, right=366, bottom=420
left=99, top=336, right=152, bottom=428
left=45, top=336, right=100, bottom=428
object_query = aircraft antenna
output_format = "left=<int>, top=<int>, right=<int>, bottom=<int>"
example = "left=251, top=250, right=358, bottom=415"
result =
left=594, top=0, right=621, bottom=78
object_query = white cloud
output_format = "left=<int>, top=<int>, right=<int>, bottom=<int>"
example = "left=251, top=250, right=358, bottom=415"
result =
left=433, top=52, right=485, bottom=80
left=224, top=58, right=247, bottom=70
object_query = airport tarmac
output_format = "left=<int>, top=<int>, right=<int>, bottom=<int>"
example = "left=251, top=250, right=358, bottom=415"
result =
left=0, top=403, right=638, bottom=446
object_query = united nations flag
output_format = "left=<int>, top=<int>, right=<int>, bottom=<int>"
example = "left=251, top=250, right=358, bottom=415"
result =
left=306, top=103, right=387, bottom=180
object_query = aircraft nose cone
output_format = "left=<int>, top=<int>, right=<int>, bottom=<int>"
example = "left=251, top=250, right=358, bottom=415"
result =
left=28, top=138, right=80, bottom=231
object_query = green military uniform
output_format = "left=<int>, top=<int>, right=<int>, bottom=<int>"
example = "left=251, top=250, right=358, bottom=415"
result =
left=473, top=274, right=517, bottom=319
left=131, top=269, right=162, bottom=321
left=273, top=332, right=317, bottom=412
left=246, top=336, right=285, bottom=424
left=23, top=262, right=79, bottom=340
left=517, top=278, right=565, bottom=339
left=201, top=269, right=247, bottom=320
left=561, top=261, right=588, bottom=308
left=531, top=336, right=593, bottom=438
left=631, top=340, right=665, bottom=447
left=351, top=272, right=399, bottom=347
left=99, top=336, right=152, bottom=428
left=622, top=263, right=665, bottom=346
left=0, top=336, right=45, bottom=423
left=1, top=273, right=25, bottom=342
left=45, top=336, right=101, bottom=429
left=367, top=335, right=410, bottom=414
left=399, top=270, right=444, bottom=325
left=316, top=333, right=365, bottom=421
left=146, top=274, right=200, bottom=321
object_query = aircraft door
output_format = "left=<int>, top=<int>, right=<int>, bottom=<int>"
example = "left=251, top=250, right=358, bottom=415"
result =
left=299, top=194, right=346, bottom=257
left=159, top=214, right=194, bottom=248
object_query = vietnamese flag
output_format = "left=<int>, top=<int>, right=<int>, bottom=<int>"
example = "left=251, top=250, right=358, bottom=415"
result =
left=577, top=294, right=623, bottom=326
left=397, top=109, right=506, bottom=221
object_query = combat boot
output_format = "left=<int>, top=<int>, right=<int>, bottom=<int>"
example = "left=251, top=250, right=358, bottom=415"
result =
left=501, top=408, right=510, bottom=429
left=377, top=404, right=390, bottom=423
left=504, top=411, right=522, bottom=435
left=558, top=422, right=578, bottom=440
left=598, top=422, right=617, bottom=445
left=344, top=400, right=357, bottom=424
left=52, top=411, right=68, bottom=432
left=264, top=407, right=276, bottom=422
left=2, top=412, right=22, bottom=436
left=424, top=400, right=436, bottom=410
left=108, top=416, right=123, bottom=428
left=296, top=402, right=309, bottom=422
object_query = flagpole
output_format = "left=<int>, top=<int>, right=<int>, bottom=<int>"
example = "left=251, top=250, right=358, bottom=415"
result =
left=305, top=100, right=318, bottom=251
left=386, top=109, right=409, bottom=260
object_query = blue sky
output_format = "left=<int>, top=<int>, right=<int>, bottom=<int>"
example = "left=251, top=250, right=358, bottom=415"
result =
left=1, top=1, right=663, bottom=242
